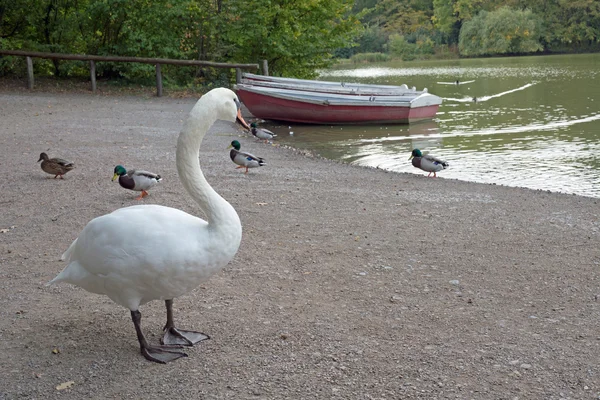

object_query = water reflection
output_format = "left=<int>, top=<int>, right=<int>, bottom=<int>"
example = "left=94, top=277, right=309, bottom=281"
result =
left=264, top=54, right=600, bottom=198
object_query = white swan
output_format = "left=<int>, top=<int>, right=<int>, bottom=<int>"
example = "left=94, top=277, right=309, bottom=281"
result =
left=50, top=88, right=249, bottom=363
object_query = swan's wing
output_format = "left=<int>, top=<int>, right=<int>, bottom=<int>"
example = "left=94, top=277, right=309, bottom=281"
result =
left=66, top=206, right=205, bottom=278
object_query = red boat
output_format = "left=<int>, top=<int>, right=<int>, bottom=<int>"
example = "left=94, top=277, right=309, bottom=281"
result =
left=235, top=82, right=442, bottom=125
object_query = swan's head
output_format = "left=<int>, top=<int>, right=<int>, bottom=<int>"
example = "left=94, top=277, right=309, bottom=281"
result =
left=204, top=88, right=250, bottom=131
left=112, top=165, right=127, bottom=181
left=409, top=149, right=422, bottom=160
left=228, top=140, right=241, bottom=151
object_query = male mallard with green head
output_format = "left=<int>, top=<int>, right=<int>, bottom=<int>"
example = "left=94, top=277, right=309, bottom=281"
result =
left=409, top=148, right=449, bottom=178
left=37, top=152, right=75, bottom=179
left=112, top=165, right=162, bottom=200
left=228, top=140, right=266, bottom=174
left=250, top=122, right=277, bottom=143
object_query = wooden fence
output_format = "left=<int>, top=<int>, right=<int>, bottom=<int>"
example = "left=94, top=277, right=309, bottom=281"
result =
left=0, top=50, right=264, bottom=97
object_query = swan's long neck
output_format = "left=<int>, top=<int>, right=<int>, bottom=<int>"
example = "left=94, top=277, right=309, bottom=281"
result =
left=176, top=103, right=239, bottom=231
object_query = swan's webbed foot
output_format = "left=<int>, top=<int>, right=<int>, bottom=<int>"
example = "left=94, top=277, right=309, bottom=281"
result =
left=162, top=327, right=209, bottom=346
left=161, top=299, right=210, bottom=347
left=130, top=309, right=188, bottom=364
left=141, top=344, right=188, bottom=364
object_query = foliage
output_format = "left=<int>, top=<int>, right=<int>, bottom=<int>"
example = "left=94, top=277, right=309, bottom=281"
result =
left=349, top=52, right=390, bottom=63
left=459, top=7, right=543, bottom=56
left=388, top=33, right=435, bottom=61
left=1, top=0, right=599, bottom=84
left=0, top=0, right=362, bottom=82
left=356, top=25, right=389, bottom=54
left=388, top=34, right=416, bottom=60
left=218, top=0, right=362, bottom=78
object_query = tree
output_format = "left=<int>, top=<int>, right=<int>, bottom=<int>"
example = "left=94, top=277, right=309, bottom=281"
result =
left=459, top=7, right=543, bottom=56
left=218, top=0, right=362, bottom=78
left=556, top=0, right=600, bottom=45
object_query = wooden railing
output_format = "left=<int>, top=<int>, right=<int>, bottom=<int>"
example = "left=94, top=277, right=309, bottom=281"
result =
left=0, top=50, right=263, bottom=96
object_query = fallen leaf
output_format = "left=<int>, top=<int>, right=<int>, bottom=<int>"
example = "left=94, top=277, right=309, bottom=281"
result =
left=256, top=202, right=268, bottom=206
left=52, top=348, right=60, bottom=354
left=56, top=381, right=75, bottom=391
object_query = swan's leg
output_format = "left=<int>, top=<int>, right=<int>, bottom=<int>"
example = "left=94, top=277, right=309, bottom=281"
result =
left=433, top=172, right=437, bottom=178
left=236, top=166, right=245, bottom=169
left=161, top=299, right=210, bottom=346
left=245, top=167, right=249, bottom=174
left=130, top=310, right=187, bottom=363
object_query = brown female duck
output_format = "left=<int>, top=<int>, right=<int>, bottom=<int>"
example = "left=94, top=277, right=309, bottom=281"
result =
left=38, top=152, right=75, bottom=179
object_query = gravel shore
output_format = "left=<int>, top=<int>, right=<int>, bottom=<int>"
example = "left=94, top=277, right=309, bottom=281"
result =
left=1, top=92, right=599, bottom=399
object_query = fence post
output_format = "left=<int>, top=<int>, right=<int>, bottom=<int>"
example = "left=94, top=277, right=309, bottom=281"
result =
left=90, top=61, right=97, bottom=93
left=26, top=56, right=34, bottom=89
left=235, top=68, right=242, bottom=83
left=155, top=63, right=163, bottom=97
left=261, top=59, right=269, bottom=76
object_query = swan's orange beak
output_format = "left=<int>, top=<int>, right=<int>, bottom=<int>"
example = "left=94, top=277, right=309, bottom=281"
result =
left=236, top=108, right=250, bottom=131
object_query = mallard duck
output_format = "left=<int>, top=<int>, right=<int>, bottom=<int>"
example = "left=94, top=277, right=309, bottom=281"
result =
left=112, top=165, right=162, bottom=200
left=250, top=122, right=277, bottom=143
left=37, top=152, right=75, bottom=179
left=228, top=140, right=266, bottom=174
left=409, top=148, right=449, bottom=178
left=50, top=88, right=248, bottom=363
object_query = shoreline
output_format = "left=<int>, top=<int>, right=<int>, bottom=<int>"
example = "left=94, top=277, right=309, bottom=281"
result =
left=1, top=91, right=599, bottom=399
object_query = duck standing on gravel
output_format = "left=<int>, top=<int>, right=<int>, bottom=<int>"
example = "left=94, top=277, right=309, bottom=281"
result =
left=250, top=122, right=277, bottom=143
left=38, top=152, right=75, bottom=179
left=112, top=165, right=162, bottom=199
left=228, top=140, right=266, bottom=174
left=409, top=148, right=449, bottom=178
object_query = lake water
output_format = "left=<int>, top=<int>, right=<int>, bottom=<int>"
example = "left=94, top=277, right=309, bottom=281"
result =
left=263, top=54, right=600, bottom=198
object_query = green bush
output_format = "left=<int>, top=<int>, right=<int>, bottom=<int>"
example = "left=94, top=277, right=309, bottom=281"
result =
left=388, top=34, right=417, bottom=61
left=349, top=52, right=391, bottom=63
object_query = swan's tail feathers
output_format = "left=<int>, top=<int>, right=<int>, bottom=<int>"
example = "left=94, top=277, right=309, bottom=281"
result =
left=48, top=268, right=68, bottom=286
left=48, top=261, right=87, bottom=286
left=47, top=239, right=78, bottom=286
left=258, top=158, right=266, bottom=167
left=61, top=238, right=78, bottom=262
